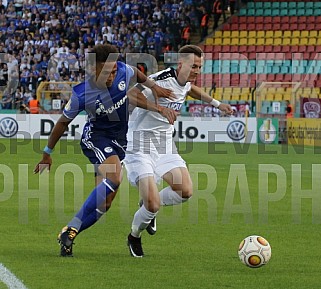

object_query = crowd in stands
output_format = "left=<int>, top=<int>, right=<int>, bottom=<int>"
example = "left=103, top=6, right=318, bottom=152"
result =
left=0, top=0, right=242, bottom=112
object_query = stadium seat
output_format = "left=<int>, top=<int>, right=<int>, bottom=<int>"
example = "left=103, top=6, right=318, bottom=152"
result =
left=231, top=31, right=239, bottom=38
left=283, top=31, right=292, bottom=38
left=280, top=2, right=288, bottom=9
left=248, top=31, right=256, bottom=39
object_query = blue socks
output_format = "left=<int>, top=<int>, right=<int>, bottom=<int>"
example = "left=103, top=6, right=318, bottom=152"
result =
left=68, top=178, right=118, bottom=232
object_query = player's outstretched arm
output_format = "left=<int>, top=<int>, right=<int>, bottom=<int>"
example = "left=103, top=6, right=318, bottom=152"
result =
left=128, top=86, right=177, bottom=124
left=189, top=84, right=233, bottom=115
left=33, top=115, right=72, bottom=174
left=133, top=67, right=175, bottom=100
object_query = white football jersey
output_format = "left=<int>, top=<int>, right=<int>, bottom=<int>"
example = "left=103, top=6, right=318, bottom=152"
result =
left=128, top=67, right=191, bottom=142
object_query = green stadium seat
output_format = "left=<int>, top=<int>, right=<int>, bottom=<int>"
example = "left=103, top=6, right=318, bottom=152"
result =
left=255, top=2, right=263, bottom=9
left=280, top=2, right=288, bottom=9
left=247, top=2, right=254, bottom=8
left=288, top=2, right=297, bottom=9
left=263, top=2, right=271, bottom=9
left=315, top=2, right=321, bottom=9
left=297, top=2, right=305, bottom=9
left=271, top=2, right=279, bottom=9
left=264, top=9, right=272, bottom=16
left=306, top=2, right=313, bottom=9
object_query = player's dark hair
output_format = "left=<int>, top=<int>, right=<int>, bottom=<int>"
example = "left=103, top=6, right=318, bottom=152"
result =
left=178, top=45, right=203, bottom=58
left=88, top=44, right=119, bottom=65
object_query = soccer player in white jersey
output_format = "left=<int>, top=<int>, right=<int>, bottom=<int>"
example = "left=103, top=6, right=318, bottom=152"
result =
left=124, top=45, right=233, bottom=257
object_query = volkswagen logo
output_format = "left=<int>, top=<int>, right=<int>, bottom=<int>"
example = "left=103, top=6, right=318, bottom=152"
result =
left=226, top=121, right=245, bottom=141
left=0, top=117, right=18, bottom=137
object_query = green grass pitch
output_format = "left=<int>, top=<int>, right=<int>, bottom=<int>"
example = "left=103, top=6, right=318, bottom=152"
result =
left=1, top=139, right=321, bottom=289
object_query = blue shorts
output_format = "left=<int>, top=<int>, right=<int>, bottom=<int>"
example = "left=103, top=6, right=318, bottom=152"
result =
left=80, top=131, right=127, bottom=165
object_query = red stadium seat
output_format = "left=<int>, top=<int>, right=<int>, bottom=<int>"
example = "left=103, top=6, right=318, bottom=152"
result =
left=273, top=46, right=282, bottom=53
left=256, top=16, right=264, bottom=23
left=289, top=16, right=298, bottom=24
left=274, top=16, right=281, bottom=23
left=247, top=16, right=255, bottom=23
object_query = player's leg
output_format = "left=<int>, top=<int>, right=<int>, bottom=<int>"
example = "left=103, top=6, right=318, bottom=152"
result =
left=65, top=155, right=121, bottom=232
left=58, top=135, right=124, bottom=256
left=76, top=165, right=119, bottom=233
left=160, top=166, right=193, bottom=206
left=127, top=176, right=159, bottom=257
left=124, top=152, right=159, bottom=257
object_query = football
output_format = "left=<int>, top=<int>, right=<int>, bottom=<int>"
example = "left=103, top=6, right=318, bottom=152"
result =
left=238, top=235, right=272, bottom=268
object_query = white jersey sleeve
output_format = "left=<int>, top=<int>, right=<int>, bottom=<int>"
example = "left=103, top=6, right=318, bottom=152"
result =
left=128, top=67, right=191, bottom=142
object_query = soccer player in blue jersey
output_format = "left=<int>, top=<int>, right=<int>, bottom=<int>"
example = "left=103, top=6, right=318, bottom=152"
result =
left=33, top=44, right=177, bottom=257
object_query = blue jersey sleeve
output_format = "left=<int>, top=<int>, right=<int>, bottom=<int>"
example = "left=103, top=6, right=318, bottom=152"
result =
left=63, top=86, right=85, bottom=120
left=125, top=64, right=135, bottom=85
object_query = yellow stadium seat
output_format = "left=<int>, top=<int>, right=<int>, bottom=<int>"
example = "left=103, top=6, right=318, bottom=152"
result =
left=282, top=38, right=291, bottom=45
left=309, top=31, right=318, bottom=38
left=231, top=31, right=239, bottom=38
left=257, top=31, right=265, bottom=38
left=240, top=94, right=250, bottom=101
left=248, top=31, right=256, bottom=39
left=231, top=37, right=239, bottom=45
left=214, top=31, right=223, bottom=38
left=274, top=93, right=283, bottom=101
left=300, top=38, right=308, bottom=45
left=265, top=38, right=273, bottom=45
left=300, top=31, right=309, bottom=38
left=230, top=94, right=240, bottom=101
left=205, top=38, right=214, bottom=45
left=239, top=38, right=248, bottom=45
left=273, top=38, right=282, bottom=45
left=265, top=31, right=274, bottom=39
left=222, top=31, right=231, bottom=38
left=283, top=31, right=292, bottom=38
left=239, top=31, right=248, bottom=38
left=292, top=31, right=301, bottom=38
left=308, top=38, right=317, bottom=45
left=291, top=38, right=300, bottom=45
left=222, top=38, right=231, bottom=45
left=213, top=37, right=223, bottom=45
left=274, top=31, right=282, bottom=38
left=248, top=38, right=256, bottom=45
left=257, top=38, right=265, bottom=45
left=283, top=94, right=291, bottom=101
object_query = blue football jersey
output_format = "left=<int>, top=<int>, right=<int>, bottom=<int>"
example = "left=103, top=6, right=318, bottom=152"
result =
left=63, top=61, right=134, bottom=141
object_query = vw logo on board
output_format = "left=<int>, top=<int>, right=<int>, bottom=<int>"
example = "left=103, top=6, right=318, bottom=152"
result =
left=226, top=120, right=246, bottom=141
left=0, top=117, right=18, bottom=137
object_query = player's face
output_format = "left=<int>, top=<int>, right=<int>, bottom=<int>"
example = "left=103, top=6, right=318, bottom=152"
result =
left=177, top=54, right=203, bottom=84
left=95, top=61, right=117, bottom=88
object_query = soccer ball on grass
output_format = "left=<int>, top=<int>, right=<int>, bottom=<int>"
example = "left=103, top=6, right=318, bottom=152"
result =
left=238, top=235, right=271, bottom=268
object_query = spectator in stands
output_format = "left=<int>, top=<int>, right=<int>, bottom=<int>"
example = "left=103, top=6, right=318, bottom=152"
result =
left=286, top=100, right=293, bottom=118
left=200, top=5, right=209, bottom=41
left=212, top=0, right=223, bottom=31
left=28, top=94, right=41, bottom=114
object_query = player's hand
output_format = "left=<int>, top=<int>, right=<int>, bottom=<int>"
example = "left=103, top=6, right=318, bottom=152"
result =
left=33, top=154, right=52, bottom=174
left=159, top=107, right=178, bottom=125
left=218, top=103, right=234, bottom=116
left=151, top=85, right=176, bottom=100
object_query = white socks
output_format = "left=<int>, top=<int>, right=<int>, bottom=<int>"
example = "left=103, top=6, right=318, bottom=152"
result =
left=159, top=186, right=189, bottom=206
left=131, top=205, right=157, bottom=238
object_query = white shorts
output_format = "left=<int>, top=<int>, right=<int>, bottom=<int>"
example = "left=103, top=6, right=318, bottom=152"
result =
left=124, top=139, right=187, bottom=186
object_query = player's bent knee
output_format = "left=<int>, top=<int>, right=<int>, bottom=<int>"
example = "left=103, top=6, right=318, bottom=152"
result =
left=181, top=189, right=193, bottom=200
left=145, top=200, right=160, bottom=213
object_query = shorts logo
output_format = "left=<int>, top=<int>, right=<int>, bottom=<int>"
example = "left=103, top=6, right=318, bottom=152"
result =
left=226, top=120, right=245, bottom=141
left=118, top=81, right=126, bottom=91
left=0, top=117, right=18, bottom=137
left=104, top=146, right=113, bottom=153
